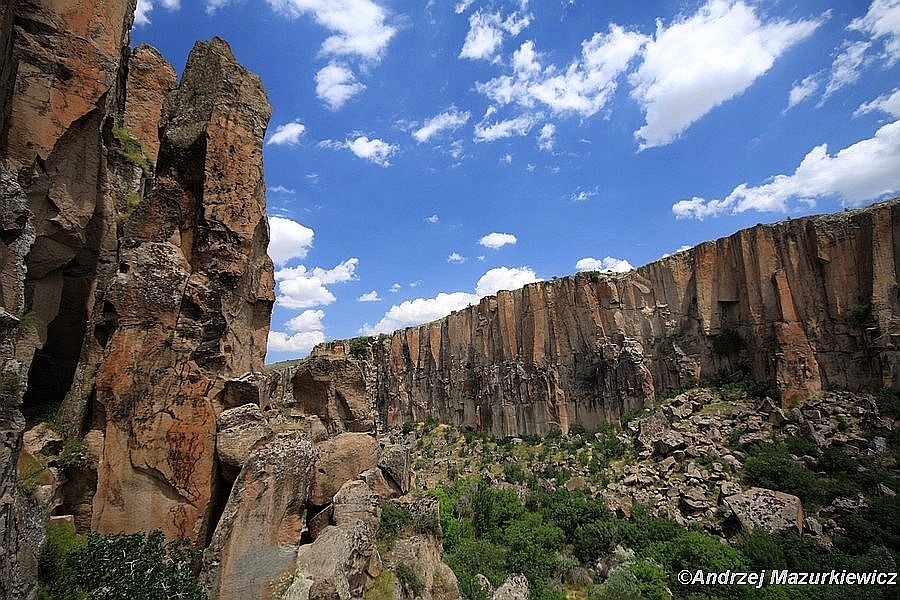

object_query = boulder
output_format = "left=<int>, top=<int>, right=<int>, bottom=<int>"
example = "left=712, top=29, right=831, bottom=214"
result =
left=202, top=433, right=314, bottom=600
left=493, top=574, right=530, bottom=600
left=216, top=403, right=272, bottom=479
left=291, top=354, right=372, bottom=432
left=310, top=433, right=379, bottom=506
left=724, top=487, right=804, bottom=534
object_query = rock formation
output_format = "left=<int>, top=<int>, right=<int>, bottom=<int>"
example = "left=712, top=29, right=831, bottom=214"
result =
left=1, top=0, right=274, bottom=593
left=309, top=200, right=899, bottom=436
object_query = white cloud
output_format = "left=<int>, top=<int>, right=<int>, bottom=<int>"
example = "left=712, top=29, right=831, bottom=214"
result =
left=454, top=0, right=474, bottom=14
left=474, top=113, right=538, bottom=142
left=575, top=256, right=634, bottom=273
left=268, top=309, right=326, bottom=354
left=346, top=136, right=398, bottom=166
left=134, top=0, right=180, bottom=26
left=672, top=119, right=900, bottom=219
left=537, top=123, right=556, bottom=151
left=413, top=107, right=471, bottom=143
left=459, top=9, right=532, bottom=62
left=500, top=153, right=513, bottom=164
left=570, top=186, right=599, bottom=202
left=315, top=63, right=366, bottom=110
left=476, top=27, right=646, bottom=119
left=474, top=266, right=540, bottom=296
left=824, top=40, right=873, bottom=98
left=855, top=88, right=900, bottom=118
left=660, top=245, right=694, bottom=258
left=357, top=290, right=381, bottom=302
left=275, top=258, right=359, bottom=308
left=268, top=217, right=315, bottom=265
left=630, top=0, right=820, bottom=149
left=268, top=185, right=296, bottom=195
left=361, top=265, right=541, bottom=334
left=447, top=252, right=466, bottom=264
left=850, top=0, right=900, bottom=65
left=321, top=135, right=398, bottom=166
left=389, top=283, right=402, bottom=293
left=787, top=75, right=819, bottom=110
left=267, top=120, right=307, bottom=146
left=479, top=232, right=517, bottom=249
left=266, top=0, right=396, bottom=61
left=424, top=214, right=440, bottom=224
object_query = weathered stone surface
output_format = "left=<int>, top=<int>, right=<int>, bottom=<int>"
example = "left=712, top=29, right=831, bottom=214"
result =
left=292, top=354, right=372, bottom=432
left=223, top=371, right=278, bottom=409
left=332, top=479, right=381, bottom=530
left=124, top=44, right=176, bottom=164
left=91, top=37, right=273, bottom=545
left=310, top=433, right=379, bottom=506
left=493, top=574, right=530, bottom=600
left=283, top=521, right=380, bottom=600
left=203, top=433, right=314, bottom=600
left=311, top=200, right=900, bottom=435
left=378, top=443, right=411, bottom=494
left=383, top=533, right=461, bottom=600
left=725, top=487, right=804, bottom=534
left=216, top=403, right=272, bottom=478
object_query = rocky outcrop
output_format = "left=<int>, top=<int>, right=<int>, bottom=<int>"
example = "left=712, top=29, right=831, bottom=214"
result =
left=724, top=487, right=804, bottom=534
left=292, top=353, right=373, bottom=433
left=90, top=37, right=274, bottom=545
left=312, top=200, right=899, bottom=436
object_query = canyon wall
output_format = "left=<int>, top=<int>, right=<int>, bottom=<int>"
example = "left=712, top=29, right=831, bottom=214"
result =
left=307, top=200, right=899, bottom=437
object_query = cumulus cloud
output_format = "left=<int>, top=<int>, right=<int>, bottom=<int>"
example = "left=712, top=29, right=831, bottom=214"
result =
left=424, top=214, right=440, bottom=224
left=267, top=309, right=326, bottom=354
left=476, top=26, right=646, bottom=118
left=275, top=258, right=359, bottom=309
left=268, top=217, right=315, bottom=265
left=361, top=266, right=541, bottom=334
left=630, top=0, right=820, bottom=149
left=321, top=136, right=398, bottom=166
left=413, top=107, right=471, bottom=143
left=447, top=252, right=466, bottom=264
left=478, top=232, right=517, bottom=249
left=267, top=120, right=307, bottom=146
left=575, top=256, right=634, bottom=273
left=854, top=88, right=900, bottom=118
left=266, top=0, right=396, bottom=61
left=454, top=0, right=474, bottom=14
left=474, top=266, right=540, bottom=296
left=347, top=136, right=398, bottom=166
left=316, top=63, right=367, bottom=110
left=672, top=119, right=900, bottom=219
left=357, top=290, right=382, bottom=302
left=459, top=8, right=532, bottom=62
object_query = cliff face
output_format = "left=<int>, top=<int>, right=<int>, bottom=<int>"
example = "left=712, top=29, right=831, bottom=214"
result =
left=89, top=37, right=274, bottom=545
left=1, top=1, right=274, bottom=594
left=307, top=201, right=899, bottom=437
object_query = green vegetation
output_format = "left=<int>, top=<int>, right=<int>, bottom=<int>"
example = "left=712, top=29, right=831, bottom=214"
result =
left=57, top=438, right=91, bottom=471
left=395, top=562, right=425, bottom=596
left=712, top=327, right=744, bottom=355
left=349, top=336, right=372, bottom=359
left=112, top=123, right=153, bottom=177
left=38, top=528, right=203, bottom=600
left=431, top=474, right=898, bottom=600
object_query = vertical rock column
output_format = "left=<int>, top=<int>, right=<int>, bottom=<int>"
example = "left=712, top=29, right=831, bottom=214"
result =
left=91, top=38, right=274, bottom=545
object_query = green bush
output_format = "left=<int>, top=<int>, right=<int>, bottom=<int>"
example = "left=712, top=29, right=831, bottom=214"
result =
left=395, top=562, right=424, bottom=596
left=742, top=442, right=821, bottom=506
left=378, top=502, right=411, bottom=541
left=348, top=336, right=371, bottom=359
left=57, top=438, right=91, bottom=471
left=41, top=529, right=203, bottom=600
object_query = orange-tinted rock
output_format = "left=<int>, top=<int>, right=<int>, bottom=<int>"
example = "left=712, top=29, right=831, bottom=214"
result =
left=124, top=44, right=176, bottom=164
left=91, top=38, right=274, bottom=545
left=309, top=433, right=380, bottom=506
left=292, top=354, right=373, bottom=433
left=316, top=200, right=900, bottom=436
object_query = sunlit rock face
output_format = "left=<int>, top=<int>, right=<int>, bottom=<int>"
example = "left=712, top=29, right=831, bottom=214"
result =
left=313, top=200, right=899, bottom=437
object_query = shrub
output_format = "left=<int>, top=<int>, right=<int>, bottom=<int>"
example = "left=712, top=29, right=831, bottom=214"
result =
left=57, top=438, right=91, bottom=471
left=37, top=519, right=83, bottom=599
left=395, top=562, right=424, bottom=596
left=348, top=336, right=371, bottom=359
left=378, top=502, right=411, bottom=541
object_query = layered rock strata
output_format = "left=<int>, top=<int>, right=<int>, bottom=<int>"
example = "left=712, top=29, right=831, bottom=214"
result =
left=308, top=200, right=899, bottom=436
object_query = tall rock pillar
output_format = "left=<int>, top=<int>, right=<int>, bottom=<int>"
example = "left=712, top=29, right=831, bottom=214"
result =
left=91, top=38, right=274, bottom=545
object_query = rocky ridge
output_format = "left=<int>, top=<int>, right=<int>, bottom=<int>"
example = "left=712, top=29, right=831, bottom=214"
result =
left=303, top=199, right=899, bottom=437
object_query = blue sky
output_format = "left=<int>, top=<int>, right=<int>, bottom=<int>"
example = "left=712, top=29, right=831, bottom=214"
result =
left=131, top=0, right=900, bottom=362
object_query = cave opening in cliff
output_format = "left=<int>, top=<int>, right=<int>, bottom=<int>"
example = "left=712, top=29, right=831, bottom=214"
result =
left=21, top=254, right=93, bottom=424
